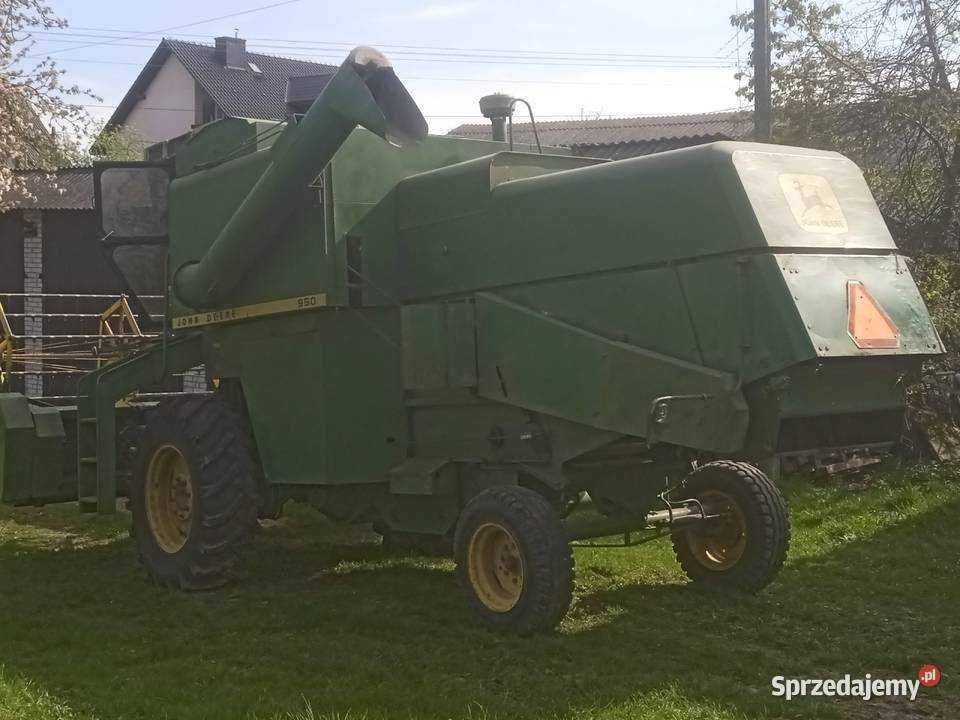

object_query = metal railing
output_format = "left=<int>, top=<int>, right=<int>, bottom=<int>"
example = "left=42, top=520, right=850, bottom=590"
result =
left=1, top=290, right=212, bottom=403
left=0, top=292, right=164, bottom=299
left=0, top=292, right=159, bottom=397
left=4, top=312, right=164, bottom=319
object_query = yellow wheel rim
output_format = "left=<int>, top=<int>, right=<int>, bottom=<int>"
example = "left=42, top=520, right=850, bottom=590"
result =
left=685, top=490, right=747, bottom=571
left=467, top=522, right=524, bottom=612
left=145, top=444, right=195, bottom=554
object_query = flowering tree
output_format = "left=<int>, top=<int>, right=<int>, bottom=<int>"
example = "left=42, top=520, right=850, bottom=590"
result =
left=0, top=0, right=95, bottom=208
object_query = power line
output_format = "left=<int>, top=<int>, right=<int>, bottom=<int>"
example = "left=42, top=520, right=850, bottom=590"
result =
left=30, top=49, right=735, bottom=70
left=28, top=37, right=735, bottom=69
left=41, top=0, right=305, bottom=57
left=29, top=52, right=735, bottom=71
left=717, top=28, right=742, bottom=54
left=78, top=102, right=745, bottom=119
left=42, top=26, right=735, bottom=62
left=34, top=30, right=730, bottom=61
left=243, top=50, right=734, bottom=69
left=32, top=33, right=729, bottom=67
left=44, top=60, right=669, bottom=87
left=25, top=23, right=742, bottom=120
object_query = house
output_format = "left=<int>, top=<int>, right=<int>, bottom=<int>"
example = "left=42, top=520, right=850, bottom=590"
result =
left=448, top=110, right=754, bottom=159
left=103, top=36, right=336, bottom=145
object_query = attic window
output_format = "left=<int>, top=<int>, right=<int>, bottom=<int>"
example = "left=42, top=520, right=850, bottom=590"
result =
left=248, top=62, right=263, bottom=75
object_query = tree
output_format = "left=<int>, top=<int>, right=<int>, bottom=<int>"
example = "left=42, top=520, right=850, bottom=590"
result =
left=91, top=125, right=147, bottom=161
left=70, top=123, right=148, bottom=164
left=0, top=0, right=94, bottom=208
left=733, top=0, right=960, bottom=253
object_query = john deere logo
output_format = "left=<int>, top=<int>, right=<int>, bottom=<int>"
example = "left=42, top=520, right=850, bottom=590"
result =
left=779, top=173, right=848, bottom=234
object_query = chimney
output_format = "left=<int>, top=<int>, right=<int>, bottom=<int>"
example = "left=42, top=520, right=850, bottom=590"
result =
left=285, top=73, right=335, bottom=115
left=215, top=36, right=247, bottom=69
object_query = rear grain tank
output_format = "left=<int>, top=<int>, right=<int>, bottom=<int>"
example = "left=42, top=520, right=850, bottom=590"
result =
left=0, top=46, right=943, bottom=634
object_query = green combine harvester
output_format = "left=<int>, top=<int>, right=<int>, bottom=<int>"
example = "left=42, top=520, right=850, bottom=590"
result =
left=0, top=48, right=944, bottom=634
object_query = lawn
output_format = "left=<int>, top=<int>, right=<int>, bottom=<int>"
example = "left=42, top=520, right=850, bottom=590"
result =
left=0, top=465, right=958, bottom=720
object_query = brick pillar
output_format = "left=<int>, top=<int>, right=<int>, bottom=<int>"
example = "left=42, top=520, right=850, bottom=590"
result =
left=22, top=210, right=42, bottom=397
left=182, top=366, right=208, bottom=393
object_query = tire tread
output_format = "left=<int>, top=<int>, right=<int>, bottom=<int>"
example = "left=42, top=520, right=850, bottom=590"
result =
left=454, top=485, right=574, bottom=635
left=671, top=460, right=789, bottom=592
left=131, top=394, right=259, bottom=590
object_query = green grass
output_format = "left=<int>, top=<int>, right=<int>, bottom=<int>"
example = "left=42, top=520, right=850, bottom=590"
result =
left=1, top=466, right=958, bottom=720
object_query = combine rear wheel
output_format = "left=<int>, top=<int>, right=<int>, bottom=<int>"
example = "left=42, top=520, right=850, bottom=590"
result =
left=454, top=486, right=573, bottom=635
left=130, top=395, right=259, bottom=589
left=672, top=461, right=789, bottom=592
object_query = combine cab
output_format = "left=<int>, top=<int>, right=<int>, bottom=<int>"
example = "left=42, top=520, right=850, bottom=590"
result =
left=0, top=47, right=943, bottom=634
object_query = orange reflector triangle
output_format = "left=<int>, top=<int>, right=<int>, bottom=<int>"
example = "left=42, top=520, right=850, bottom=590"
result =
left=847, top=281, right=899, bottom=349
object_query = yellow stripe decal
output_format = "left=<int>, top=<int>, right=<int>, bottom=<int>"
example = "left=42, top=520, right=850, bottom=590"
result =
left=172, top=294, right=327, bottom=330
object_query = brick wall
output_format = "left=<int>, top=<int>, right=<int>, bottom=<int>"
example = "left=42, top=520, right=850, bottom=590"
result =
left=182, top=366, right=208, bottom=393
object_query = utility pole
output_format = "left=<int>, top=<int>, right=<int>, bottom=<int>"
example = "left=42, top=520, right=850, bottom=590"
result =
left=754, top=0, right=772, bottom=141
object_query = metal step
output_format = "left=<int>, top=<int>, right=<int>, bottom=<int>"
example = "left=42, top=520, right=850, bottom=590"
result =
left=77, top=413, right=99, bottom=513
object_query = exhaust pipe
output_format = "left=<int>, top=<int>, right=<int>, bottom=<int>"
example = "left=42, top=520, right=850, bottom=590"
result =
left=173, top=46, right=427, bottom=310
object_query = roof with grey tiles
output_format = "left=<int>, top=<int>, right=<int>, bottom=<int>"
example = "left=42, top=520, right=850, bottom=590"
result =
left=106, top=39, right=336, bottom=130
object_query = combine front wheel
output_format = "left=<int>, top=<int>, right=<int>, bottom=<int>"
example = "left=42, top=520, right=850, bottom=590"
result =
left=672, top=461, right=789, bottom=592
left=130, top=395, right=259, bottom=589
left=454, top=486, right=573, bottom=635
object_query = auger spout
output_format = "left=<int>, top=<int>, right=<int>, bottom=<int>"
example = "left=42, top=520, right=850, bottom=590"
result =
left=172, top=46, right=427, bottom=309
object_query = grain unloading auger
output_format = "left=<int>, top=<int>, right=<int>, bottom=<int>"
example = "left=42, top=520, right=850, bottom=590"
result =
left=0, top=47, right=944, bottom=634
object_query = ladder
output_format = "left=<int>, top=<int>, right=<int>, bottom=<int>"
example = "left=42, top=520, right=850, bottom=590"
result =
left=76, top=404, right=113, bottom=514
left=75, top=333, right=204, bottom=514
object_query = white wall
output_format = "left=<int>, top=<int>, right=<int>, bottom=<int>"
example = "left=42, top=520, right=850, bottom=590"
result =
left=123, top=55, right=197, bottom=144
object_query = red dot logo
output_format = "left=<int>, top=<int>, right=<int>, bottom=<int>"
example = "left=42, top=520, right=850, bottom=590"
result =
left=918, top=664, right=941, bottom=688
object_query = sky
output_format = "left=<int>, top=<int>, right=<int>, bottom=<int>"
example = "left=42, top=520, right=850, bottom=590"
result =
left=31, top=0, right=751, bottom=135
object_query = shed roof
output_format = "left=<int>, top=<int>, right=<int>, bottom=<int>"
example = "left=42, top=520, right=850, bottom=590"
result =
left=448, top=110, right=754, bottom=149
left=4, top=168, right=95, bottom=211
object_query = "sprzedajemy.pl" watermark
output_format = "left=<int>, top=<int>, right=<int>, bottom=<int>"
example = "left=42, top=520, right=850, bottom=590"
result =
left=771, top=665, right=942, bottom=702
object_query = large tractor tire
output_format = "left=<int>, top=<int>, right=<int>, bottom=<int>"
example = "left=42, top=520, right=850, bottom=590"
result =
left=672, top=460, right=789, bottom=592
left=130, top=395, right=259, bottom=590
left=454, top=485, right=574, bottom=636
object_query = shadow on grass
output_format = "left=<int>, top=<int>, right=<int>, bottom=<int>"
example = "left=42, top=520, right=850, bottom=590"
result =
left=0, top=493, right=958, bottom=720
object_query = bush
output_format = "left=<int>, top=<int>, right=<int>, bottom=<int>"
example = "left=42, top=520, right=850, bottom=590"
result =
left=912, top=254, right=960, bottom=369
